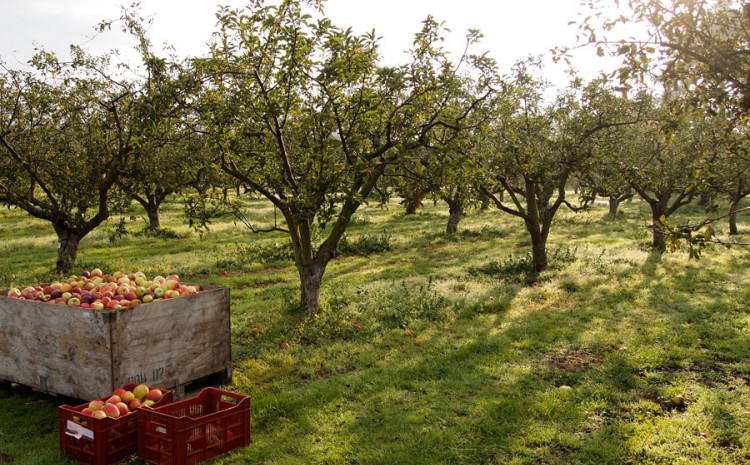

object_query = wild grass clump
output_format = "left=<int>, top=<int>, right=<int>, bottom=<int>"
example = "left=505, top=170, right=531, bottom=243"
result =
left=133, top=227, right=186, bottom=239
left=217, top=240, right=295, bottom=270
left=336, top=230, right=392, bottom=256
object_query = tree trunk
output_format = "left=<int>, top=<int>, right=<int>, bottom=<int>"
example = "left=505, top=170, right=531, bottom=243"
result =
left=651, top=207, right=667, bottom=252
left=445, top=197, right=464, bottom=234
left=146, top=206, right=161, bottom=230
left=608, top=197, right=621, bottom=215
left=729, top=197, right=740, bottom=235
left=524, top=179, right=547, bottom=272
left=698, top=192, right=710, bottom=207
left=133, top=192, right=164, bottom=230
left=55, top=226, right=82, bottom=274
left=297, top=261, right=326, bottom=314
left=530, top=231, right=548, bottom=272
left=402, top=187, right=425, bottom=214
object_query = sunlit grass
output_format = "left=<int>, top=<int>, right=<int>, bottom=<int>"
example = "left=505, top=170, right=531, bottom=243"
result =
left=1, top=194, right=749, bottom=464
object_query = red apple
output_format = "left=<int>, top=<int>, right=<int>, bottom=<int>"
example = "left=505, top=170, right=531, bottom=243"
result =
left=128, top=398, right=142, bottom=410
left=102, top=403, right=120, bottom=418
left=106, top=395, right=121, bottom=404
left=115, top=402, right=129, bottom=416
left=112, top=388, right=127, bottom=397
left=81, top=407, right=94, bottom=416
left=146, top=388, right=162, bottom=402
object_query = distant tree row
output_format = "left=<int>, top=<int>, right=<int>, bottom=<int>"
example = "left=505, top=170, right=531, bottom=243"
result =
left=1, top=0, right=748, bottom=313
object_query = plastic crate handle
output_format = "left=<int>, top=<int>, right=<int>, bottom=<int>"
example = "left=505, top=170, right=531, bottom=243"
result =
left=65, top=420, right=94, bottom=440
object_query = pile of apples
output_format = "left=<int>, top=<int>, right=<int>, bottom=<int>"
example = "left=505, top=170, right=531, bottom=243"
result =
left=5, top=269, right=201, bottom=310
left=82, top=384, right=164, bottom=419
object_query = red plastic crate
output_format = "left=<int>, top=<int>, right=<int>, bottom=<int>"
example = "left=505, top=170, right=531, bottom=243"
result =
left=59, top=383, right=172, bottom=465
left=138, top=388, right=251, bottom=465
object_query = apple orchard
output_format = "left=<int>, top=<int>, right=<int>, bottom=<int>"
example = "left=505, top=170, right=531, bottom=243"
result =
left=2, top=0, right=749, bottom=317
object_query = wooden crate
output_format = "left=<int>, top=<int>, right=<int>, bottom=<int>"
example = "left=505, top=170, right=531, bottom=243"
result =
left=0, top=285, right=231, bottom=400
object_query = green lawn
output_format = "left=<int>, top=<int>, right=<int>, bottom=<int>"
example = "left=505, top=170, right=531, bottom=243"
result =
left=1, top=195, right=749, bottom=464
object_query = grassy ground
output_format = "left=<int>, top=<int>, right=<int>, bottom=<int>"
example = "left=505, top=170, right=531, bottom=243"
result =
left=1, top=195, right=749, bottom=464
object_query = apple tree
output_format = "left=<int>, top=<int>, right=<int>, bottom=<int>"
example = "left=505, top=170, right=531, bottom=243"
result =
left=614, top=89, right=732, bottom=250
left=479, top=67, right=640, bottom=271
left=192, top=0, right=492, bottom=313
left=0, top=49, right=137, bottom=273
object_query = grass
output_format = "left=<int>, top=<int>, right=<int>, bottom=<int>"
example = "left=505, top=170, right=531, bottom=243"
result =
left=1, top=194, right=750, bottom=464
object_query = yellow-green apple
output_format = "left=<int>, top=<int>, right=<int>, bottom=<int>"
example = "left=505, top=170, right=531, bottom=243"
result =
left=89, top=400, right=105, bottom=411
left=92, top=410, right=107, bottom=419
left=133, top=384, right=149, bottom=400
left=6, top=288, right=21, bottom=298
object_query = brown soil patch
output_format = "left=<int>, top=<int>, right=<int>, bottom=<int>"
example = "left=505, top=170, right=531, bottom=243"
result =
left=250, top=280, right=286, bottom=288
left=546, top=349, right=601, bottom=373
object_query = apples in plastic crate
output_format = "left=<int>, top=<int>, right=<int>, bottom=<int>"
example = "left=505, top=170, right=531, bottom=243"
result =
left=59, top=383, right=172, bottom=465
left=138, top=387, right=251, bottom=465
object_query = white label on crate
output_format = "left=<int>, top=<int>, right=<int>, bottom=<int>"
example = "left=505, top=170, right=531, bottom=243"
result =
left=156, top=426, right=167, bottom=434
left=66, top=420, right=94, bottom=440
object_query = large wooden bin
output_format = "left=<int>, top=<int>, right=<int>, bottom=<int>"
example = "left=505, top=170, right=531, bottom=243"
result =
left=0, top=285, right=231, bottom=400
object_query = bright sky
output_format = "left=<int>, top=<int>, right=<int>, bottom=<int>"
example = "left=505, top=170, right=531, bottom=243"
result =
left=0, top=0, right=624, bottom=88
